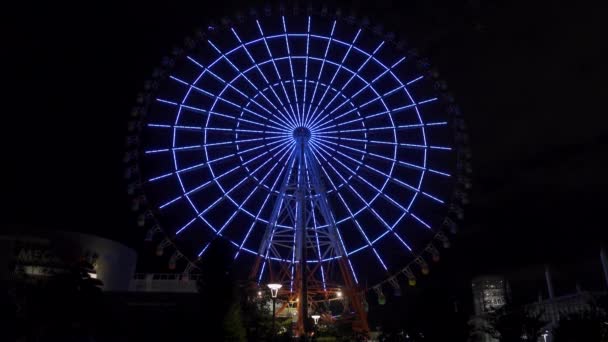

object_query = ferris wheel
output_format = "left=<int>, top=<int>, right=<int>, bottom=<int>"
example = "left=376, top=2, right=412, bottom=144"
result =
left=125, top=5, right=470, bottom=336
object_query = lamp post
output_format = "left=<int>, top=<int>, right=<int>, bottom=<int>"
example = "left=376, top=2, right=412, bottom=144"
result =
left=542, top=330, right=549, bottom=342
left=311, top=314, right=321, bottom=341
left=268, top=283, right=282, bottom=341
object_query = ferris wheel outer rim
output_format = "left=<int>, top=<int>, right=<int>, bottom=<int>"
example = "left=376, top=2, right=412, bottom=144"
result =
left=124, top=4, right=471, bottom=291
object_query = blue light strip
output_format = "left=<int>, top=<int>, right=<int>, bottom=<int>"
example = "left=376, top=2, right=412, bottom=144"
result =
left=231, top=28, right=300, bottom=129
left=306, top=29, right=362, bottom=127
left=304, top=154, right=327, bottom=290
left=307, top=143, right=388, bottom=270
left=311, top=140, right=415, bottom=252
left=302, top=16, right=311, bottom=120
left=145, top=19, right=458, bottom=277
left=282, top=16, right=301, bottom=125
left=305, top=20, right=337, bottom=124
left=307, top=43, right=386, bottom=130
left=162, top=139, right=292, bottom=212
left=215, top=149, right=288, bottom=237
left=313, top=121, right=448, bottom=135
left=311, top=96, right=438, bottom=133
left=169, top=74, right=292, bottom=131
left=316, top=44, right=395, bottom=123
left=314, top=133, right=451, bottom=177
left=145, top=136, right=287, bottom=155
left=196, top=141, right=293, bottom=217
left=206, top=40, right=295, bottom=128
left=256, top=20, right=299, bottom=124
left=153, top=98, right=287, bottom=132
left=258, top=155, right=298, bottom=283
left=233, top=147, right=294, bottom=260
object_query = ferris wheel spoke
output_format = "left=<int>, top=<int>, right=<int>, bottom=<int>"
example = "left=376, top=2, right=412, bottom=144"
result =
left=206, top=41, right=296, bottom=131
left=144, top=135, right=287, bottom=154
left=233, top=147, right=295, bottom=260
left=315, top=121, right=448, bottom=135
left=147, top=120, right=285, bottom=135
left=161, top=164, right=241, bottom=211
left=215, top=144, right=292, bottom=238
left=315, top=139, right=427, bottom=200
left=180, top=140, right=295, bottom=209
left=148, top=149, right=237, bottom=184
left=311, top=140, right=410, bottom=217
left=312, top=139, right=426, bottom=206
left=313, top=97, right=438, bottom=132
left=197, top=145, right=294, bottom=223
left=319, top=135, right=452, bottom=151
left=152, top=99, right=286, bottom=132
left=317, top=80, right=413, bottom=129
left=303, top=156, right=336, bottom=290
left=314, top=138, right=401, bottom=171
left=229, top=141, right=295, bottom=225
left=307, top=142, right=350, bottom=196
left=291, top=78, right=358, bottom=127
left=310, top=145, right=427, bottom=248
left=256, top=20, right=299, bottom=124
left=308, top=41, right=385, bottom=129
left=304, top=20, right=337, bottom=124
left=301, top=16, right=311, bottom=120
left=308, top=197, right=327, bottom=289
left=281, top=16, right=301, bottom=125
left=306, top=28, right=362, bottom=127
left=323, top=56, right=406, bottom=120
left=336, top=192, right=388, bottom=271
left=257, top=156, right=300, bottom=283
left=154, top=138, right=290, bottom=195
left=171, top=72, right=292, bottom=131
left=231, top=28, right=299, bottom=129
left=235, top=139, right=293, bottom=166
left=139, top=17, right=463, bottom=289
left=306, top=148, right=359, bottom=264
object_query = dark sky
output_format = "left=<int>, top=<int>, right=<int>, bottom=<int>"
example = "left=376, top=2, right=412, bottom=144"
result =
left=4, top=0, right=607, bottom=300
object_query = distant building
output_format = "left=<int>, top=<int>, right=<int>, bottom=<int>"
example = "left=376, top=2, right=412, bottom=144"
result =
left=470, top=253, right=608, bottom=342
left=528, top=291, right=595, bottom=324
left=472, top=276, right=507, bottom=316
left=0, top=230, right=137, bottom=291
left=129, top=272, right=199, bottom=293
left=470, top=276, right=507, bottom=342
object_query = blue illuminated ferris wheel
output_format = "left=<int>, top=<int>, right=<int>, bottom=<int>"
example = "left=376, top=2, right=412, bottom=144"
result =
left=125, top=7, right=470, bottom=334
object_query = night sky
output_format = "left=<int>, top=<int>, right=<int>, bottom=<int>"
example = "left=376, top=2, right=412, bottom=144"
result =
left=4, top=0, right=607, bottom=310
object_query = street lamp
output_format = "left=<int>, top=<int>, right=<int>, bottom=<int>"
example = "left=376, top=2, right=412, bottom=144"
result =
left=542, top=330, right=549, bottom=342
left=311, top=314, right=321, bottom=325
left=267, top=283, right=282, bottom=341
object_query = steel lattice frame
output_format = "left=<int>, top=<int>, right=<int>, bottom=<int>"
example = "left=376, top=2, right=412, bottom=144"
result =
left=125, top=6, right=471, bottom=336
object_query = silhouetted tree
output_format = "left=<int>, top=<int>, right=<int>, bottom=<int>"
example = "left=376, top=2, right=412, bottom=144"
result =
left=223, top=287, right=247, bottom=341
left=553, top=311, right=605, bottom=342
left=20, top=260, right=105, bottom=341
left=553, top=295, right=608, bottom=342
left=197, top=238, right=247, bottom=341
left=482, top=304, right=546, bottom=342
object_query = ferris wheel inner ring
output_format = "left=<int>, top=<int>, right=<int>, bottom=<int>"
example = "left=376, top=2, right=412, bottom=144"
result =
left=233, top=78, right=370, bottom=194
left=138, top=15, right=458, bottom=279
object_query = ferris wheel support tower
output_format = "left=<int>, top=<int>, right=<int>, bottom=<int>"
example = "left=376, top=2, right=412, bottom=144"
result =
left=252, top=126, right=369, bottom=336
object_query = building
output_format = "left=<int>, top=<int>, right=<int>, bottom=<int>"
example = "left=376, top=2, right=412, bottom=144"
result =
left=472, top=275, right=508, bottom=316
left=470, top=276, right=507, bottom=342
left=0, top=229, right=137, bottom=291
left=470, top=249, right=608, bottom=342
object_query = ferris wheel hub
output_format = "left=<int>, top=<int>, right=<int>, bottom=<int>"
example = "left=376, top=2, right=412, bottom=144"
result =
left=292, top=127, right=311, bottom=141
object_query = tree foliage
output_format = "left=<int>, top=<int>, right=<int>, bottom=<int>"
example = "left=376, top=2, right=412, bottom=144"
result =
left=481, top=305, right=546, bottom=342
left=553, top=295, right=608, bottom=342
left=18, top=261, right=108, bottom=340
